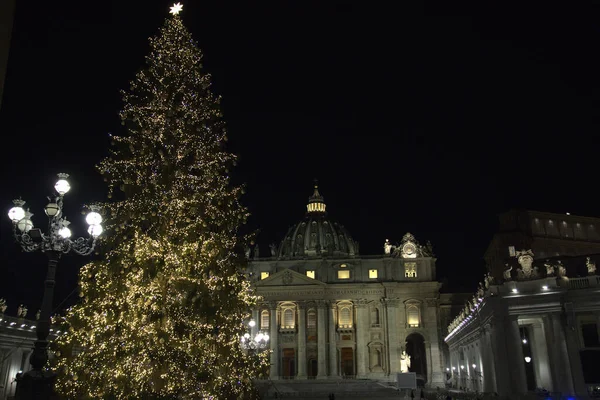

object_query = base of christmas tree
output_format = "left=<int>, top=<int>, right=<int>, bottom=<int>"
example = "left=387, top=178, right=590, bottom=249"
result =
left=15, top=369, right=57, bottom=400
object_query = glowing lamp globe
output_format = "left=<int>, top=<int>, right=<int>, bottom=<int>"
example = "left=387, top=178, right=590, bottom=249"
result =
left=248, top=319, right=256, bottom=328
left=17, top=218, right=33, bottom=232
left=263, top=333, right=270, bottom=341
left=243, top=333, right=250, bottom=339
left=58, top=226, right=72, bottom=239
left=86, top=211, right=102, bottom=226
left=88, top=224, right=103, bottom=237
left=54, top=176, right=71, bottom=195
left=44, top=203, right=60, bottom=217
left=8, top=206, right=25, bottom=222
left=255, top=333, right=264, bottom=342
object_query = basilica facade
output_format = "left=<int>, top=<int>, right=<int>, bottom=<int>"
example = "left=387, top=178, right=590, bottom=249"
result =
left=246, top=186, right=446, bottom=387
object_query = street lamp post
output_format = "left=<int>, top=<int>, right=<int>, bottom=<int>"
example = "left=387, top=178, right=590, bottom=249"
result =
left=240, top=319, right=270, bottom=351
left=7, top=173, right=102, bottom=400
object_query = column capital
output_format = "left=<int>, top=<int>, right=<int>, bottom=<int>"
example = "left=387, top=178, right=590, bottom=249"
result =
left=297, top=300, right=307, bottom=310
left=384, top=298, right=402, bottom=307
left=316, top=300, right=328, bottom=309
left=354, top=299, right=369, bottom=308
left=425, top=298, right=438, bottom=308
left=267, top=301, right=279, bottom=310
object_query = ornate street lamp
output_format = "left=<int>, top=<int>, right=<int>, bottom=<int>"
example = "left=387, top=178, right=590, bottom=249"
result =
left=240, top=319, right=270, bottom=350
left=7, top=173, right=102, bottom=400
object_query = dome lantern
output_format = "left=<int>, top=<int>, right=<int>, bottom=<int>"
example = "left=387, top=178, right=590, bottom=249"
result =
left=306, top=184, right=326, bottom=214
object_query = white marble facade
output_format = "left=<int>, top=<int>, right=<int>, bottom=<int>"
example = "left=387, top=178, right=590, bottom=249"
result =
left=0, top=314, right=36, bottom=400
left=445, top=251, right=600, bottom=399
left=246, top=187, right=447, bottom=387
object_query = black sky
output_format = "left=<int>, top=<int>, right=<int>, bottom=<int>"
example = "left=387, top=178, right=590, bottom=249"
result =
left=1, top=1, right=599, bottom=315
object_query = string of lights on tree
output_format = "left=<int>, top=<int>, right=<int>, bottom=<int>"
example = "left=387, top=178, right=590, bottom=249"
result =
left=52, top=4, right=268, bottom=399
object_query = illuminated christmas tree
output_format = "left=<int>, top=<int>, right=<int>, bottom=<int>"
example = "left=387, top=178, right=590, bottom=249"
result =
left=53, top=4, right=267, bottom=399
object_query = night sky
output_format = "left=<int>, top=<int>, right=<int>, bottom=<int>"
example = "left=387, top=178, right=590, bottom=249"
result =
left=1, top=1, right=598, bottom=315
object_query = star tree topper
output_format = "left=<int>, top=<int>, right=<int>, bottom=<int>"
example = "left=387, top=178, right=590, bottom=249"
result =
left=169, top=2, right=183, bottom=15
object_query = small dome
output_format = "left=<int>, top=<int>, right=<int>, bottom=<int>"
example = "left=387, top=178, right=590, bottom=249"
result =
left=278, top=185, right=358, bottom=259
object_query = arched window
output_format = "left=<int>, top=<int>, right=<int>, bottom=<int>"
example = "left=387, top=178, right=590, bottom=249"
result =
left=283, top=309, right=294, bottom=328
left=307, top=309, right=317, bottom=329
left=261, top=310, right=270, bottom=330
left=406, top=304, right=420, bottom=328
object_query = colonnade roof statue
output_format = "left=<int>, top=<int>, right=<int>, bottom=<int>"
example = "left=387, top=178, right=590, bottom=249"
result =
left=276, top=184, right=358, bottom=259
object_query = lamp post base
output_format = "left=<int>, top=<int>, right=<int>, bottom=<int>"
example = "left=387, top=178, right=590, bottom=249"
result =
left=15, top=369, right=57, bottom=400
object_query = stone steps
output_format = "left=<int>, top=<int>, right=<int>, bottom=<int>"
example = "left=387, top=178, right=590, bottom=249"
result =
left=256, top=379, right=411, bottom=400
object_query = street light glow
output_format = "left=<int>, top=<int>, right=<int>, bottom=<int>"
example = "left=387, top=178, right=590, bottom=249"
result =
left=54, top=173, right=71, bottom=195
left=58, top=227, right=72, bottom=238
left=86, top=211, right=103, bottom=226
left=8, top=205, right=25, bottom=222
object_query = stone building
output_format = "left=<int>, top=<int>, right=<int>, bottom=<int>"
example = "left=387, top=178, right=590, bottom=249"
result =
left=445, top=250, right=600, bottom=399
left=246, top=186, right=447, bottom=387
left=0, top=303, right=64, bottom=400
left=484, top=209, right=600, bottom=280
left=0, top=312, right=37, bottom=400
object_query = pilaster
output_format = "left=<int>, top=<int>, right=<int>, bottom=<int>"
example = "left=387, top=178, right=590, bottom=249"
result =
left=297, top=302, right=307, bottom=378
left=425, top=298, right=444, bottom=387
left=505, top=315, right=527, bottom=394
left=355, top=299, right=369, bottom=378
left=269, top=301, right=279, bottom=379
left=328, top=301, right=339, bottom=377
left=317, top=300, right=328, bottom=378
left=385, top=298, right=401, bottom=375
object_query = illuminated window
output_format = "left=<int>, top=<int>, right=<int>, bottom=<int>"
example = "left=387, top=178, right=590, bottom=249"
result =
left=261, top=310, right=270, bottom=330
left=260, top=272, right=270, bottom=280
left=307, top=309, right=317, bottom=329
left=407, top=305, right=420, bottom=327
left=405, top=262, right=417, bottom=278
left=338, top=270, right=350, bottom=279
left=306, top=270, right=315, bottom=279
left=369, top=269, right=378, bottom=279
left=283, top=309, right=294, bottom=328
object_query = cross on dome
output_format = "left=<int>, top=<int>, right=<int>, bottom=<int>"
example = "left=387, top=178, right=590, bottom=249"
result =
left=169, top=3, right=183, bottom=15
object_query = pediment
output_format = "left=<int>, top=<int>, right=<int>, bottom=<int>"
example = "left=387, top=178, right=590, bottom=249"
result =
left=255, top=268, right=326, bottom=287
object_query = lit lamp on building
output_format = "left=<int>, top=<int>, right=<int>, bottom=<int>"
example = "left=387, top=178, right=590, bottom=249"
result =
left=7, top=173, right=102, bottom=400
left=240, top=319, right=270, bottom=351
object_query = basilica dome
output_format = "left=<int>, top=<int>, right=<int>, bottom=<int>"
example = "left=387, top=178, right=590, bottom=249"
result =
left=277, top=185, right=358, bottom=259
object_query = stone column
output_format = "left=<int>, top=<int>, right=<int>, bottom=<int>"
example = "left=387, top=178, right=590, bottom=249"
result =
left=563, top=314, right=588, bottom=397
left=505, top=315, right=527, bottom=394
left=328, top=301, right=339, bottom=377
left=481, top=327, right=497, bottom=393
left=488, top=317, right=511, bottom=398
left=530, top=322, right=552, bottom=391
left=297, top=302, right=307, bottom=378
left=546, top=313, right=574, bottom=395
left=425, top=299, right=444, bottom=387
left=385, top=298, right=400, bottom=375
left=317, top=301, right=328, bottom=378
left=251, top=308, right=259, bottom=337
left=355, top=299, right=369, bottom=378
left=269, top=302, right=279, bottom=379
